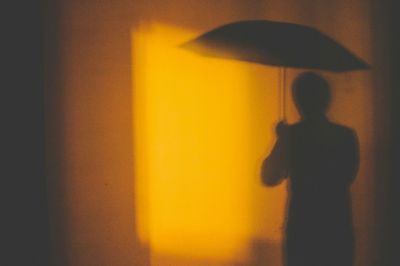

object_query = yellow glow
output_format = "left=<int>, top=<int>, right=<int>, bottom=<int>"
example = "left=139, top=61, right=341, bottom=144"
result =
left=132, top=23, right=286, bottom=263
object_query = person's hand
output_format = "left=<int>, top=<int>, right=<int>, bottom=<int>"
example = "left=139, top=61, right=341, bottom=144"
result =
left=276, top=120, right=289, bottom=138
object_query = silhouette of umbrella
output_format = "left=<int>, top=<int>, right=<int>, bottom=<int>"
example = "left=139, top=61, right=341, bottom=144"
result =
left=181, top=20, right=370, bottom=118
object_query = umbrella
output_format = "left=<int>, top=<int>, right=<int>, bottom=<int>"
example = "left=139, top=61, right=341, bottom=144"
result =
left=181, top=20, right=370, bottom=119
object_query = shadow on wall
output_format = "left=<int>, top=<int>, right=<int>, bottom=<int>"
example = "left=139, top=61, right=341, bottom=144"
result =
left=262, top=73, right=359, bottom=266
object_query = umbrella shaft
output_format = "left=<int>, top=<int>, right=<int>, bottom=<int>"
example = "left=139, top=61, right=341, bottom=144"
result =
left=280, top=67, right=286, bottom=121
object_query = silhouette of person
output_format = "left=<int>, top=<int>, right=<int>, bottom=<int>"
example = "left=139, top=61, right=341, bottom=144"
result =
left=261, top=72, right=359, bottom=266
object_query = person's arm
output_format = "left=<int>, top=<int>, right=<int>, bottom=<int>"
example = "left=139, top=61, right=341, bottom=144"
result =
left=261, top=122, right=290, bottom=186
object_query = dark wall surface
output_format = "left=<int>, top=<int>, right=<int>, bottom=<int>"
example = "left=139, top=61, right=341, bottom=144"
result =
left=4, top=1, right=50, bottom=265
left=380, top=0, right=400, bottom=265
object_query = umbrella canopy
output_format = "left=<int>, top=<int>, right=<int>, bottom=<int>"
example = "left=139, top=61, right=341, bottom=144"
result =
left=181, top=20, right=369, bottom=72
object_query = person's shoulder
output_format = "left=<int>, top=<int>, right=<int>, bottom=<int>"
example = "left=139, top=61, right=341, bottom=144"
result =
left=289, top=122, right=303, bottom=129
left=285, top=122, right=301, bottom=132
left=329, top=122, right=357, bottom=138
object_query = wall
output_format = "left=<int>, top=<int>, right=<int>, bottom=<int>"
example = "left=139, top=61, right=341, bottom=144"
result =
left=45, top=0, right=383, bottom=265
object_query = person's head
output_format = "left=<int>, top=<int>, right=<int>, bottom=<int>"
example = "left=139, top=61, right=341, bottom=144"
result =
left=292, top=72, right=331, bottom=119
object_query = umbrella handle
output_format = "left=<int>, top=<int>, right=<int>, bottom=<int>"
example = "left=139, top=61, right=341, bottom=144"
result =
left=280, top=67, right=287, bottom=121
